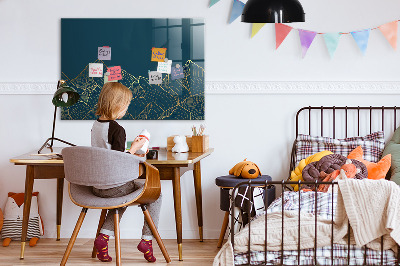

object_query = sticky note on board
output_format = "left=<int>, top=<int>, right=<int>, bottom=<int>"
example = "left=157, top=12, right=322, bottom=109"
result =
left=107, top=66, right=122, bottom=81
left=89, top=63, right=103, bottom=77
left=104, top=72, right=117, bottom=83
left=98, top=46, right=111, bottom=60
left=149, top=71, right=162, bottom=85
left=157, top=60, right=172, bottom=74
left=151, top=47, right=167, bottom=62
left=171, top=66, right=184, bottom=80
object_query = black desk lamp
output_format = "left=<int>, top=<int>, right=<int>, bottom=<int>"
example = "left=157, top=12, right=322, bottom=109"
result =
left=241, top=0, right=305, bottom=23
left=38, top=80, right=80, bottom=154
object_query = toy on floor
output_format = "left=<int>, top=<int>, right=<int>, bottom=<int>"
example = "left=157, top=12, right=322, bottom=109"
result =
left=1, top=192, right=44, bottom=247
left=229, top=159, right=261, bottom=179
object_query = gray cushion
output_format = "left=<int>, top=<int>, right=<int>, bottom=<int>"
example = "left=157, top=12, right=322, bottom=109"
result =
left=69, top=180, right=145, bottom=208
left=382, top=126, right=400, bottom=184
left=62, top=146, right=145, bottom=188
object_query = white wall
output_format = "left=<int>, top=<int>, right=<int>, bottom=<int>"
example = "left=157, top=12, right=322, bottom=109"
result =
left=1, top=0, right=400, bottom=240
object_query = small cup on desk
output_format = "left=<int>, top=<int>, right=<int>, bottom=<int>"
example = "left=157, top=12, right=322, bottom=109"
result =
left=146, top=150, right=158, bottom=160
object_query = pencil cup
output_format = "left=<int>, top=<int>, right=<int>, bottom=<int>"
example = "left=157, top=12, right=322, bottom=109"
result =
left=191, top=135, right=209, bottom=153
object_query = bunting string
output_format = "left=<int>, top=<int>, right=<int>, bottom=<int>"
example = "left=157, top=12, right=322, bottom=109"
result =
left=210, top=0, right=400, bottom=58
left=284, top=20, right=400, bottom=35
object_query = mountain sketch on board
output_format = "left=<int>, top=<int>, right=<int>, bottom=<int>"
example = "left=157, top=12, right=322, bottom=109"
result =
left=61, top=60, right=204, bottom=120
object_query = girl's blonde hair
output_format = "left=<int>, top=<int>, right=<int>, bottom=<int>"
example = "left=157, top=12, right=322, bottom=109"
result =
left=96, top=83, right=133, bottom=120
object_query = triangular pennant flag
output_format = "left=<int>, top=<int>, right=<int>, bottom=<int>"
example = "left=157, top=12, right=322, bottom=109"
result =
left=229, top=0, right=245, bottom=24
left=275, top=23, right=293, bottom=49
left=209, top=0, right=220, bottom=7
left=251, top=23, right=266, bottom=38
left=378, top=21, right=398, bottom=50
left=351, top=29, right=370, bottom=55
left=323, top=33, right=341, bottom=58
left=298, top=29, right=317, bottom=58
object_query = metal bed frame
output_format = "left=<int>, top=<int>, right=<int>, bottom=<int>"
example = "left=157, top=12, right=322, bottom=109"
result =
left=230, top=106, right=400, bottom=266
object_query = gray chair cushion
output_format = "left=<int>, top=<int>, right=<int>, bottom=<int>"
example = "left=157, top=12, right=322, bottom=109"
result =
left=69, top=180, right=145, bottom=208
left=62, top=146, right=145, bottom=188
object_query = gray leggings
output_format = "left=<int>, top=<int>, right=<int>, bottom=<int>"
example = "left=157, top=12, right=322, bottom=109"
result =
left=92, top=180, right=162, bottom=240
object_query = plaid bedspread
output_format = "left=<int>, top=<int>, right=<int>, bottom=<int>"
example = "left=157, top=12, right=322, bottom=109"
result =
left=266, top=190, right=336, bottom=219
left=234, top=191, right=397, bottom=265
left=234, top=244, right=397, bottom=265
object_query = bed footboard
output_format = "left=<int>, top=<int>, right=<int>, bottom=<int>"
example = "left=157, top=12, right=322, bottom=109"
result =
left=230, top=180, right=400, bottom=266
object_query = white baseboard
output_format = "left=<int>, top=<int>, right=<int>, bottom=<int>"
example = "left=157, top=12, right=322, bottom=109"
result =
left=1, top=81, right=400, bottom=94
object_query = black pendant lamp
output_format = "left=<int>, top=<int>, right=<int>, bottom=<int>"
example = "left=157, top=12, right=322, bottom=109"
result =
left=242, top=0, right=305, bottom=23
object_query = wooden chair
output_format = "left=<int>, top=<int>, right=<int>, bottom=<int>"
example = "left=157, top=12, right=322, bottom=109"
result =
left=60, top=146, right=171, bottom=265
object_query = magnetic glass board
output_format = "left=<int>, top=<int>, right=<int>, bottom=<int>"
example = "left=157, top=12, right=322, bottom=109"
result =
left=61, top=18, right=205, bottom=120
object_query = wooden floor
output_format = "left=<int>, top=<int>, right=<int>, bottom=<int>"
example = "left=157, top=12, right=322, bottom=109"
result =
left=0, top=239, right=221, bottom=265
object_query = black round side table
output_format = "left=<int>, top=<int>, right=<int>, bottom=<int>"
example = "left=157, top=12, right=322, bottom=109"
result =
left=215, top=175, right=275, bottom=248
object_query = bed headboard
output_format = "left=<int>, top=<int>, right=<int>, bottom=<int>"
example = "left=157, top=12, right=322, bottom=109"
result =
left=290, top=106, right=400, bottom=179
left=295, top=106, right=400, bottom=138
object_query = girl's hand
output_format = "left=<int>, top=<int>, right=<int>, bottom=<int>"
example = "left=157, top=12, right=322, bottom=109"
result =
left=134, top=148, right=149, bottom=157
left=129, top=137, right=147, bottom=155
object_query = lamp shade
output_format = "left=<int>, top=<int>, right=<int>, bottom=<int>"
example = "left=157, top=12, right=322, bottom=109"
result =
left=242, top=0, right=305, bottom=23
left=52, top=85, right=80, bottom=107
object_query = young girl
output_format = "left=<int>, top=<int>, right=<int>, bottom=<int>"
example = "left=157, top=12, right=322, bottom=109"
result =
left=91, top=82, right=162, bottom=263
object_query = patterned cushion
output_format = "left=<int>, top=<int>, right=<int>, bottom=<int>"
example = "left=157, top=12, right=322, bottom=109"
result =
left=295, top=131, right=385, bottom=166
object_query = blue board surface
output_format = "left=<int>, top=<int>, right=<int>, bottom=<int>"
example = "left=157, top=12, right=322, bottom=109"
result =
left=61, top=18, right=205, bottom=120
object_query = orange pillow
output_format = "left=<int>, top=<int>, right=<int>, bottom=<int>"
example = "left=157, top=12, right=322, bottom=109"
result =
left=347, top=146, right=391, bottom=180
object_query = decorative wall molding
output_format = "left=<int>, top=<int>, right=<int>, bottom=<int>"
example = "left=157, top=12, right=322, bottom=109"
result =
left=0, top=83, right=57, bottom=94
left=1, top=81, right=400, bottom=95
left=205, top=81, right=400, bottom=94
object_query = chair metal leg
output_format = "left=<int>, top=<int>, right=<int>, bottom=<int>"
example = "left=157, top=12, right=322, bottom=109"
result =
left=60, top=208, right=88, bottom=266
left=114, top=209, right=121, bottom=266
left=217, top=211, right=230, bottom=248
left=141, top=205, right=171, bottom=263
left=92, top=209, right=108, bottom=258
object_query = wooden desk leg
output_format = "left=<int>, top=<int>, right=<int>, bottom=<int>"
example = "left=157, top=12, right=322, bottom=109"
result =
left=172, top=167, right=183, bottom=261
left=193, top=161, right=203, bottom=242
left=20, top=165, right=35, bottom=259
left=56, top=178, right=64, bottom=241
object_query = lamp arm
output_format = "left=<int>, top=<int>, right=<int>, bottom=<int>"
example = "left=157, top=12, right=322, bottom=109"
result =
left=50, top=105, right=57, bottom=148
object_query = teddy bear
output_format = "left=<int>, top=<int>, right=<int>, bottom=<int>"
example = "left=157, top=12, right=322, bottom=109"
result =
left=172, top=135, right=189, bottom=153
left=1, top=192, right=44, bottom=247
left=229, top=159, right=261, bottom=179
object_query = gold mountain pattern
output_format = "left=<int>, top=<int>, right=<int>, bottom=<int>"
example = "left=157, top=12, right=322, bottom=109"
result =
left=61, top=60, right=204, bottom=120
